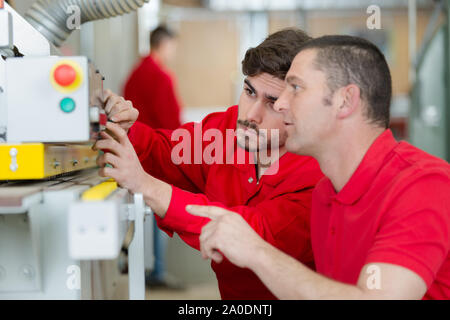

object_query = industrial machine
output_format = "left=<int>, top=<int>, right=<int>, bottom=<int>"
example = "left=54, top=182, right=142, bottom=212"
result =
left=410, top=0, right=450, bottom=161
left=0, top=0, right=151, bottom=299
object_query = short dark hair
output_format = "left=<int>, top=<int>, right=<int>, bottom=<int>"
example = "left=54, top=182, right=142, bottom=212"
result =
left=150, top=25, right=175, bottom=49
left=242, top=28, right=311, bottom=81
left=299, top=35, right=392, bottom=128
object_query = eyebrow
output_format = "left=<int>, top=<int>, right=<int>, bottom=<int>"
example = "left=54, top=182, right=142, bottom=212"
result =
left=244, top=79, right=256, bottom=93
left=244, top=78, right=278, bottom=101
left=286, top=75, right=306, bottom=86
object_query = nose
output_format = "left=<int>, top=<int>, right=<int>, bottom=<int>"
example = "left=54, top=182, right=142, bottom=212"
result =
left=274, top=88, right=289, bottom=113
left=246, top=100, right=264, bottom=124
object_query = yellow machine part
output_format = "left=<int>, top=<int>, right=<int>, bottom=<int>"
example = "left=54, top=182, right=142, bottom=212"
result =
left=0, top=143, right=98, bottom=180
left=81, top=179, right=118, bottom=201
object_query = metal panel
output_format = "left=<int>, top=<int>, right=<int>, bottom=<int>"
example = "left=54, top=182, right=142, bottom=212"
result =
left=0, top=172, right=147, bottom=299
left=5, top=56, right=90, bottom=143
left=0, top=213, right=41, bottom=293
left=68, top=189, right=130, bottom=260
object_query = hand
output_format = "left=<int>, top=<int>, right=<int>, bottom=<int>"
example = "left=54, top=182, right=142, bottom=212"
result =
left=103, top=89, right=139, bottom=133
left=186, top=205, right=268, bottom=269
left=93, top=122, right=148, bottom=194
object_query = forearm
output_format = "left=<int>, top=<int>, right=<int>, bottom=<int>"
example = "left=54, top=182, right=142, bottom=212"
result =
left=140, top=174, right=172, bottom=218
left=128, top=122, right=205, bottom=194
left=252, top=242, right=365, bottom=300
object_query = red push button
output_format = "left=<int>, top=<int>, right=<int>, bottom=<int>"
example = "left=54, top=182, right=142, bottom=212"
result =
left=54, top=64, right=76, bottom=87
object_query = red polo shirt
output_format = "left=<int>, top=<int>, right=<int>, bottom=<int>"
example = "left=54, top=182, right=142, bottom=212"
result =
left=123, top=54, right=182, bottom=130
left=311, top=129, right=450, bottom=299
left=129, top=105, right=323, bottom=299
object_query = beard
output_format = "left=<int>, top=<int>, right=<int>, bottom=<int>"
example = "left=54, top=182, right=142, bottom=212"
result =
left=235, top=119, right=285, bottom=152
left=236, top=119, right=263, bottom=152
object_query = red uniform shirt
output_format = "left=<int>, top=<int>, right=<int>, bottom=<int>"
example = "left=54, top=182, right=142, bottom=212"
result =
left=123, top=54, right=182, bottom=129
left=129, top=105, right=323, bottom=299
left=311, top=129, right=450, bottom=299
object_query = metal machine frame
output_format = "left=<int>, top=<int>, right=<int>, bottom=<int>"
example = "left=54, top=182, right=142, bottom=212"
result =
left=0, top=170, right=150, bottom=300
left=0, top=1, right=152, bottom=300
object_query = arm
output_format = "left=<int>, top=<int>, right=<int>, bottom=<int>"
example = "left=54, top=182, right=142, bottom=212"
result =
left=187, top=173, right=450, bottom=300
left=93, top=122, right=314, bottom=260
left=187, top=205, right=428, bottom=299
left=250, top=241, right=427, bottom=299
left=155, top=185, right=314, bottom=261
left=100, top=90, right=209, bottom=194
left=127, top=121, right=208, bottom=193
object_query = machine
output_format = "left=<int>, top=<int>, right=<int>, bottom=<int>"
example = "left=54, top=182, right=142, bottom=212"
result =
left=0, top=0, right=152, bottom=299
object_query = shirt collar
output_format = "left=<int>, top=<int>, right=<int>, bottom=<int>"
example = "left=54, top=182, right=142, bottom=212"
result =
left=229, top=147, right=302, bottom=187
left=317, top=129, right=399, bottom=205
left=262, top=152, right=309, bottom=187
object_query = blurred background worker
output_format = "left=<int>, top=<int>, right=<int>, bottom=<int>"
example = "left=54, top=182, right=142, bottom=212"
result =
left=123, top=25, right=182, bottom=129
left=123, top=24, right=184, bottom=290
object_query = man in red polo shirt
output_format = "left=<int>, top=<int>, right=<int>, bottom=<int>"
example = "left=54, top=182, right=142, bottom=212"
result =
left=93, top=29, right=324, bottom=299
left=188, top=35, right=450, bottom=299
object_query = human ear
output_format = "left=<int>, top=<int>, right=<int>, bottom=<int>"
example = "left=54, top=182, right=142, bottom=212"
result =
left=336, top=84, right=361, bottom=119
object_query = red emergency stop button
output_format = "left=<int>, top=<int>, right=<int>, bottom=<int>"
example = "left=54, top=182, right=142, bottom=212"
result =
left=50, top=60, right=83, bottom=93
left=54, top=64, right=76, bottom=87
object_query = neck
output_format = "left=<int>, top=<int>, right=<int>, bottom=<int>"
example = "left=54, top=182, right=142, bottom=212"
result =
left=256, top=146, right=287, bottom=179
left=316, top=126, right=385, bottom=193
left=150, top=51, right=164, bottom=66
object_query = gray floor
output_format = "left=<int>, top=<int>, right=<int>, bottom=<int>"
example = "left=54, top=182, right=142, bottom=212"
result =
left=146, top=282, right=220, bottom=300
left=147, top=233, right=221, bottom=300
left=114, top=232, right=222, bottom=300
left=113, top=273, right=221, bottom=300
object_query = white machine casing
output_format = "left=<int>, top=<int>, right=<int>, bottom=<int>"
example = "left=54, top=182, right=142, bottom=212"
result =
left=0, top=2, right=54, bottom=139
left=68, top=191, right=130, bottom=260
left=0, top=1, right=151, bottom=299
left=5, top=56, right=92, bottom=143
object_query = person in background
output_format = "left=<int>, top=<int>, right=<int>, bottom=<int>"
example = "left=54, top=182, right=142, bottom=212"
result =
left=124, top=24, right=182, bottom=129
left=123, top=25, right=183, bottom=289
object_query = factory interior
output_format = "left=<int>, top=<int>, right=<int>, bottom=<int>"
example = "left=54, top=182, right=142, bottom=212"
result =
left=0, top=0, right=449, bottom=301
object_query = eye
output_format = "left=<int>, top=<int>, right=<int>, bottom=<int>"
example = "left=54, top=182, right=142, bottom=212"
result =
left=291, top=84, right=300, bottom=91
left=245, top=87, right=256, bottom=97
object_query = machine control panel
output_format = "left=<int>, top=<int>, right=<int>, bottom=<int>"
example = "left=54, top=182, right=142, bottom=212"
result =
left=4, top=56, right=105, bottom=143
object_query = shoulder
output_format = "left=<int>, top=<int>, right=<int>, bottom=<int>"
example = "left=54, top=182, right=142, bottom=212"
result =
left=375, top=143, right=450, bottom=222
left=138, top=56, right=169, bottom=78
left=386, top=141, right=450, bottom=191
left=200, top=105, right=238, bottom=131
left=394, top=141, right=449, bottom=172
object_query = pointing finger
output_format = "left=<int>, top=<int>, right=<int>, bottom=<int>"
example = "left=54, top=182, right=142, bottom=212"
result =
left=186, top=205, right=229, bottom=220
